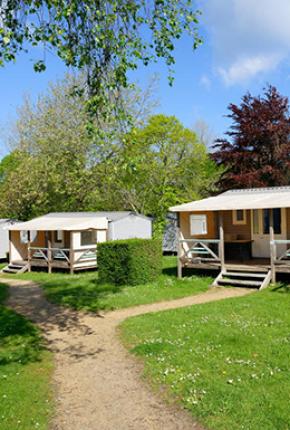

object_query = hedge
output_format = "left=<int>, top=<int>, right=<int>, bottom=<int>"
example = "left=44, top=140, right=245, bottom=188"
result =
left=97, top=238, right=162, bottom=285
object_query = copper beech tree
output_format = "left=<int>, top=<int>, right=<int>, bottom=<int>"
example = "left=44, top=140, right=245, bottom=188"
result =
left=213, top=85, right=290, bottom=190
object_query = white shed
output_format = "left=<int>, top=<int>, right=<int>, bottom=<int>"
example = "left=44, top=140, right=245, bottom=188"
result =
left=98, top=211, right=152, bottom=240
left=0, top=219, right=18, bottom=260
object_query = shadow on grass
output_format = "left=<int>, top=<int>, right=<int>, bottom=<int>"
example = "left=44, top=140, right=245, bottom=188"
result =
left=271, top=284, right=290, bottom=294
left=42, top=276, right=126, bottom=312
left=0, top=293, right=43, bottom=366
left=162, top=265, right=219, bottom=279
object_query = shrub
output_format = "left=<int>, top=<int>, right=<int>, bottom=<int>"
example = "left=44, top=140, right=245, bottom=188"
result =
left=98, top=238, right=162, bottom=285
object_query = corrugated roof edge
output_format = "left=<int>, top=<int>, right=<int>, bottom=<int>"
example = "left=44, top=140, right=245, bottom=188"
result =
left=169, top=185, right=290, bottom=212
left=222, top=186, right=290, bottom=195
left=46, top=211, right=152, bottom=221
left=110, top=212, right=152, bottom=223
left=15, top=211, right=152, bottom=224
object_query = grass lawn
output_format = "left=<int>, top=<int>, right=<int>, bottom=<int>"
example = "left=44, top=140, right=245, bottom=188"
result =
left=0, top=284, right=53, bottom=430
left=2, top=257, right=212, bottom=312
left=121, top=285, right=290, bottom=430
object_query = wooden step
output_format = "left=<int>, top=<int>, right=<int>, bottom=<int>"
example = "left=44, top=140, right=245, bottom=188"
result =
left=212, top=268, right=272, bottom=290
left=218, top=278, right=262, bottom=287
left=1, top=263, right=29, bottom=275
left=3, top=268, right=20, bottom=274
left=226, top=265, right=268, bottom=273
left=223, top=271, right=266, bottom=278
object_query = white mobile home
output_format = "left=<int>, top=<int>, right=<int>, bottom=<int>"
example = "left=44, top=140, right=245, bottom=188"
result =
left=4, top=211, right=152, bottom=274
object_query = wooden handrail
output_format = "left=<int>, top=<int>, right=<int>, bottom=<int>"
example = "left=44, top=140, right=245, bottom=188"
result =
left=272, top=239, right=290, bottom=244
left=179, top=239, right=220, bottom=243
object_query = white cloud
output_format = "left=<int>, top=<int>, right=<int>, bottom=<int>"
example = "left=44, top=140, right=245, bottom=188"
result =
left=218, top=54, right=282, bottom=86
left=200, top=75, right=211, bottom=90
left=201, top=0, right=290, bottom=85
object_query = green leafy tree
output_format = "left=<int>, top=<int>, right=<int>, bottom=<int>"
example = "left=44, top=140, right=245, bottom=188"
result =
left=0, top=74, right=160, bottom=219
left=98, top=114, right=221, bottom=232
left=0, top=1, right=202, bottom=117
left=0, top=76, right=96, bottom=219
left=0, top=150, right=21, bottom=183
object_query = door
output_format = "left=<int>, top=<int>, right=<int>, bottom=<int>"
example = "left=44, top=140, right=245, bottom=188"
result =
left=52, top=230, right=64, bottom=248
left=251, top=209, right=286, bottom=258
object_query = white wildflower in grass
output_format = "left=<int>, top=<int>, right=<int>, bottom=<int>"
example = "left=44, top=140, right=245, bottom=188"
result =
left=251, top=373, right=258, bottom=379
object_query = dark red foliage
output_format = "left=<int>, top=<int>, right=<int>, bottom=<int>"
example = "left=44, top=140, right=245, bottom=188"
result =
left=213, top=85, right=290, bottom=190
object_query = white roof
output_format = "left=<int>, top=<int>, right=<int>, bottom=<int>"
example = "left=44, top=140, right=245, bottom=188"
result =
left=8, top=213, right=108, bottom=231
left=170, top=187, right=290, bottom=212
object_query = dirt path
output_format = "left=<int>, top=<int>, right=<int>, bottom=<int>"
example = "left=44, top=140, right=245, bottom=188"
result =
left=2, top=278, right=252, bottom=430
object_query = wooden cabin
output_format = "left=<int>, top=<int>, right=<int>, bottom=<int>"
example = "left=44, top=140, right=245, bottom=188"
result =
left=3, top=212, right=152, bottom=274
left=170, top=186, right=290, bottom=290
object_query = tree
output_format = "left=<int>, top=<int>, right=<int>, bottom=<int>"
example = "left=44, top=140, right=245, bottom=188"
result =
left=0, top=73, right=160, bottom=219
left=0, top=150, right=21, bottom=183
left=193, top=118, right=216, bottom=149
left=98, top=114, right=221, bottom=231
left=0, top=75, right=97, bottom=219
left=213, top=85, right=290, bottom=190
left=0, top=1, right=202, bottom=118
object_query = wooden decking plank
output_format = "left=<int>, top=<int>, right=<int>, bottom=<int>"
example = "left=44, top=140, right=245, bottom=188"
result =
left=224, top=271, right=266, bottom=278
left=218, top=279, right=262, bottom=287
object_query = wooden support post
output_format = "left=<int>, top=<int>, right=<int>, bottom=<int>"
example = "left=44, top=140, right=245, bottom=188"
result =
left=177, top=227, right=183, bottom=279
left=218, top=212, right=225, bottom=272
left=27, top=238, right=31, bottom=272
left=47, top=231, right=52, bottom=274
left=69, top=231, right=74, bottom=275
left=8, top=230, right=12, bottom=264
left=269, top=209, right=276, bottom=284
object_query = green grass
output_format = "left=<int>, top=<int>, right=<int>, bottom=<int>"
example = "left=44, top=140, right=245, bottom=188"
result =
left=121, top=286, right=290, bottom=430
left=3, top=257, right=212, bottom=312
left=0, top=283, right=53, bottom=430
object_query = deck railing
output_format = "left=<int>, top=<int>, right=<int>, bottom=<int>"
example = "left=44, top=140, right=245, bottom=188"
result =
left=271, top=240, right=290, bottom=261
left=178, top=237, right=223, bottom=278
left=270, top=239, right=290, bottom=283
left=179, top=239, right=221, bottom=262
left=28, top=246, right=96, bottom=273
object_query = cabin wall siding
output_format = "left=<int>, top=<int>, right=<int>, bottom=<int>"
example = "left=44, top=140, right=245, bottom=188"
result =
left=10, top=231, right=27, bottom=261
left=222, top=210, right=251, bottom=240
left=179, top=210, right=252, bottom=240
left=179, top=211, right=217, bottom=239
left=31, top=231, right=46, bottom=247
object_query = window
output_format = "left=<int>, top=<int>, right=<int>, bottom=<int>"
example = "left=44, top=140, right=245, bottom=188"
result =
left=190, top=215, right=207, bottom=235
left=54, top=231, right=63, bottom=243
left=263, top=209, right=281, bottom=234
left=233, top=209, right=246, bottom=225
left=81, top=230, right=97, bottom=246
left=20, top=230, right=29, bottom=244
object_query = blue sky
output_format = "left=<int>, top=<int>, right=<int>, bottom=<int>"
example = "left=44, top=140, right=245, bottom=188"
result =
left=1, top=0, right=290, bottom=157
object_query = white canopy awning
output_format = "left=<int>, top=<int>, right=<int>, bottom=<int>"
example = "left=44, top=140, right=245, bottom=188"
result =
left=8, top=215, right=108, bottom=231
left=170, top=187, right=290, bottom=212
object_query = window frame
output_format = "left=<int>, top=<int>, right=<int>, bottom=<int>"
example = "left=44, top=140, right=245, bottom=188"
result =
left=190, top=214, right=208, bottom=236
left=54, top=230, right=63, bottom=243
left=80, top=230, right=97, bottom=247
left=232, top=209, right=247, bottom=225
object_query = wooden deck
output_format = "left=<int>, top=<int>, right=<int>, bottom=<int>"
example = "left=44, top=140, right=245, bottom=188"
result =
left=12, top=255, right=97, bottom=273
left=183, top=258, right=290, bottom=274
